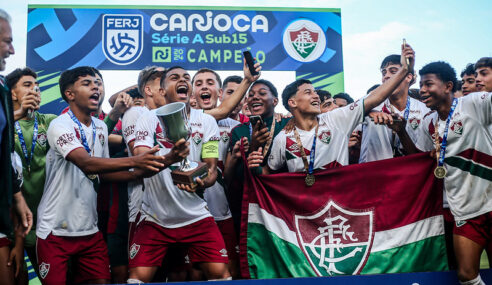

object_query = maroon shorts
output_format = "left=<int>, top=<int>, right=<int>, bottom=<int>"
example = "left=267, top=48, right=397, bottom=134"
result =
left=36, top=232, right=110, bottom=284
left=0, top=237, right=10, bottom=248
left=128, top=212, right=142, bottom=249
left=217, top=218, right=238, bottom=261
left=453, top=211, right=492, bottom=247
left=129, top=217, right=228, bottom=268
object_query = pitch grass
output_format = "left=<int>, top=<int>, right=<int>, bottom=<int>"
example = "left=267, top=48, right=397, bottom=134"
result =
left=481, top=251, right=490, bottom=269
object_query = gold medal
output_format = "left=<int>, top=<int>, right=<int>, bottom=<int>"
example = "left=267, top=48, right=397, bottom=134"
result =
left=434, top=166, right=447, bottom=179
left=305, top=174, right=315, bottom=186
left=87, top=174, right=98, bottom=180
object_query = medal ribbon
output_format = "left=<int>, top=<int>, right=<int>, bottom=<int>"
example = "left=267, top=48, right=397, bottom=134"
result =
left=14, top=116, right=38, bottom=171
left=293, top=122, right=319, bottom=175
left=436, top=98, right=458, bottom=167
left=68, top=110, right=96, bottom=156
left=392, top=97, right=411, bottom=153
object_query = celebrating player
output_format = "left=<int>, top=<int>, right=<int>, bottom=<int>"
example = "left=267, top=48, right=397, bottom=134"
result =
left=128, top=66, right=230, bottom=282
left=191, top=60, right=261, bottom=278
left=247, top=43, right=415, bottom=179
left=359, top=53, right=429, bottom=162
left=35, top=66, right=166, bottom=284
left=393, top=61, right=491, bottom=285
left=6, top=67, right=57, bottom=277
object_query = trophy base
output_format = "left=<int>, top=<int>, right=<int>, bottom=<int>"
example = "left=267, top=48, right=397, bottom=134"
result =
left=171, top=162, right=209, bottom=189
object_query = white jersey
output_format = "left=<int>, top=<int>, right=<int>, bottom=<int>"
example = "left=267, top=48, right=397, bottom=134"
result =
left=122, top=106, right=149, bottom=222
left=269, top=100, right=364, bottom=172
left=204, top=117, right=239, bottom=221
left=37, top=114, right=109, bottom=239
left=134, top=108, right=220, bottom=228
left=415, top=92, right=492, bottom=221
left=359, top=97, right=429, bottom=163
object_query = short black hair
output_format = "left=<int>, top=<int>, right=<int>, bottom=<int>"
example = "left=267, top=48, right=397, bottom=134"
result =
left=380, top=54, right=401, bottom=70
left=475, top=57, right=492, bottom=71
left=161, top=66, right=186, bottom=88
left=419, top=61, right=457, bottom=92
left=250, top=79, right=278, bottom=98
left=380, top=54, right=415, bottom=76
left=6, top=67, right=37, bottom=93
left=192, top=68, right=222, bottom=87
left=333, top=92, right=354, bottom=104
left=59, top=66, right=96, bottom=102
left=126, top=87, right=143, bottom=99
left=366, top=84, right=380, bottom=95
left=281, top=79, right=312, bottom=111
left=316, top=89, right=331, bottom=103
left=460, top=63, right=475, bottom=78
left=222, top=75, right=243, bottom=89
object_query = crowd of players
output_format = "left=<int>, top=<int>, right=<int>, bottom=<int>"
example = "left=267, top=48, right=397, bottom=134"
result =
left=0, top=8, right=491, bottom=285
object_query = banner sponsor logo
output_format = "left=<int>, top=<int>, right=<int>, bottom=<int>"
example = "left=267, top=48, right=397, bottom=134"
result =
left=102, top=14, right=144, bottom=65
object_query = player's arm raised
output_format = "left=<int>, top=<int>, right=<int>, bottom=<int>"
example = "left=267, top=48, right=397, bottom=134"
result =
left=363, top=43, right=415, bottom=113
left=205, top=59, right=261, bottom=121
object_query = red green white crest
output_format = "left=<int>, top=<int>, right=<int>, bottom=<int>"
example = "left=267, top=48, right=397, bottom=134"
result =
left=294, top=200, right=374, bottom=276
left=192, top=131, right=203, bottom=145
left=408, top=117, right=420, bottom=130
left=220, top=131, right=230, bottom=143
left=318, top=131, right=331, bottom=144
left=451, top=120, right=463, bottom=135
left=283, top=19, right=326, bottom=63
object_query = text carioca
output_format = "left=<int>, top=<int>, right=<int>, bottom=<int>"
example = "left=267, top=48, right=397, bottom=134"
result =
left=150, top=11, right=269, bottom=33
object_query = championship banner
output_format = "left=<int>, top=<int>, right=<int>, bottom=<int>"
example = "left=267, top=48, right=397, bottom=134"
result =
left=240, top=153, right=448, bottom=279
left=26, top=5, right=344, bottom=114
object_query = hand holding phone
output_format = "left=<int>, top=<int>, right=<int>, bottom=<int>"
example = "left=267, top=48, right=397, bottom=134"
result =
left=249, top=115, right=263, bottom=127
left=243, top=51, right=259, bottom=76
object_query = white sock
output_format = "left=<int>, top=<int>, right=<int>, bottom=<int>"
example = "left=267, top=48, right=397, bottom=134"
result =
left=459, top=275, right=485, bottom=285
left=127, top=278, right=144, bottom=284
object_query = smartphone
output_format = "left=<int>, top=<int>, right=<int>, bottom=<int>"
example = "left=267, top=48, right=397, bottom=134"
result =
left=403, top=38, right=410, bottom=66
left=243, top=51, right=259, bottom=76
left=249, top=115, right=263, bottom=127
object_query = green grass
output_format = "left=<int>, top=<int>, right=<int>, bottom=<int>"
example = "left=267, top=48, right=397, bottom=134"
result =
left=480, top=251, right=490, bottom=269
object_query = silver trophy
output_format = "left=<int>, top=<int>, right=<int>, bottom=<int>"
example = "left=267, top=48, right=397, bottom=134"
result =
left=155, top=102, right=208, bottom=187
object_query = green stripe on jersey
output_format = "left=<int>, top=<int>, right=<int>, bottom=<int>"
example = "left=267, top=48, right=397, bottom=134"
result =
left=446, top=156, right=492, bottom=181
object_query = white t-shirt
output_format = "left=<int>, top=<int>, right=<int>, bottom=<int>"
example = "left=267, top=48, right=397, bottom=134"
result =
left=134, top=108, right=220, bottom=228
left=415, top=92, right=492, bottom=221
left=122, top=106, right=149, bottom=222
left=203, top=117, right=239, bottom=221
left=359, top=97, right=430, bottom=163
left=268, top=100, right=364, bottom=172
left=37, top=113, right=109, bottom=239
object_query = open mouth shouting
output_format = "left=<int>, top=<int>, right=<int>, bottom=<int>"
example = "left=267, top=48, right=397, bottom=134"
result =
left=199, top=92, right=212, bottom=105
left=89, top=92, right=100, bottom=106
left=176, top=84, right=189, bottom=100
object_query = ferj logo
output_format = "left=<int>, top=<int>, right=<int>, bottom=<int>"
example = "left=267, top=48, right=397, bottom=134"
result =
left=102, top=14, right=144, bottom=65
left=294, top=200, right=373, bottom=276
left=282, top=19, right=326, bottom=63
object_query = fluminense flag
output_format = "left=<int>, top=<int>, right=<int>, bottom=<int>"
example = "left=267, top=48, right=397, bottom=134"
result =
left=239, top=153, right=448, bottom=279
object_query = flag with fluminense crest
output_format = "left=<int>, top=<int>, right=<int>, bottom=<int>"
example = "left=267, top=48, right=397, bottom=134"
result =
left=239, top=153, right=448, bottom=279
